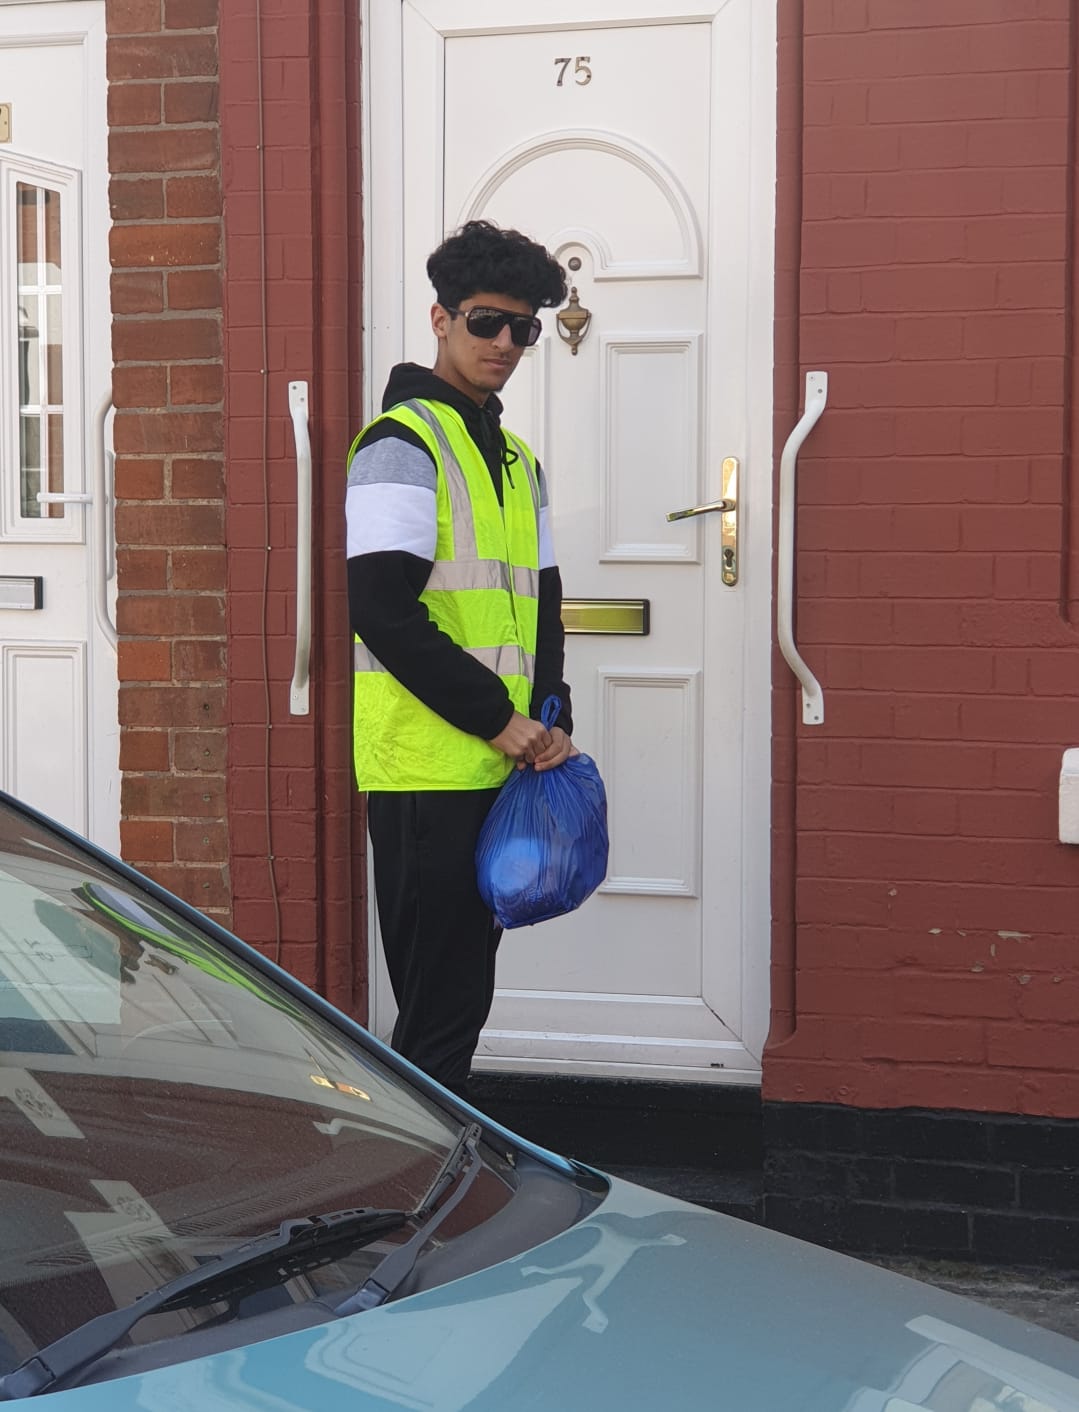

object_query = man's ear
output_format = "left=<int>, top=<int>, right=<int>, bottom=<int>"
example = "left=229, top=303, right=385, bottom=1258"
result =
left=431, top=302, right=450, bottom=340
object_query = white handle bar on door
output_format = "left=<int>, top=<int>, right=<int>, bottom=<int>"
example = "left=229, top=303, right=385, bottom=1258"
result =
left=289, top=380, right=312, bottom=716
left=36, top=393, right=118, bottom=651
left=777, top=371, right=827, bottom=726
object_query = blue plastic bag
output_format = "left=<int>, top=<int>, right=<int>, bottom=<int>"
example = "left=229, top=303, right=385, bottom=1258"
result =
left=476, top=696, right=609, bottom=929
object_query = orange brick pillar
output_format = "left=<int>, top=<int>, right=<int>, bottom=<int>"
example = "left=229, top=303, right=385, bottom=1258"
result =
left=108, top=0, right=229, bottom=915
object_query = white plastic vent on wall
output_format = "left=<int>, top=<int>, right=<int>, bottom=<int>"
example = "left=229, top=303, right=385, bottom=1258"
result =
left=1058, top=749, right=1079, bottom=843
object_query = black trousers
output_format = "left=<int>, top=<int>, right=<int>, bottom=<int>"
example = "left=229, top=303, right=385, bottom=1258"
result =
left=367, top=788, right=502, bottom=1093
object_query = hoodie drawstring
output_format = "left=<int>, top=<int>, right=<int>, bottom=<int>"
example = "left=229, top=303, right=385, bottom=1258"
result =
left=500, top=438, right=518, bottom=490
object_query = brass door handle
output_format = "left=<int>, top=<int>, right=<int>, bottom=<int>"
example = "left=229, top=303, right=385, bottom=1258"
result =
left=666, top=497, right=734, bottom=521
left=666, top=457, right=739, bottom=586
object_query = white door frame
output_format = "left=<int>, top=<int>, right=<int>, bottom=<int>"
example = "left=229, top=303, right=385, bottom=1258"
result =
left=361, top=0, right=777, bottom=1082
left=0, top=0, right=116, bottom=850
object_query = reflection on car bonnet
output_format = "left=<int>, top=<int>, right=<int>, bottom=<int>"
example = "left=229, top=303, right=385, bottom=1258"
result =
left=899, top=1317, right=1079, bottom=1412
left=519, top=1212, right=685, bottom=1334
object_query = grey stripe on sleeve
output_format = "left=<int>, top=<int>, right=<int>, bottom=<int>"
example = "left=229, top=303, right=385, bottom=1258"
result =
left=347, top=438, right=437, bottom=493
left=536, top=461, right=549, bottom=509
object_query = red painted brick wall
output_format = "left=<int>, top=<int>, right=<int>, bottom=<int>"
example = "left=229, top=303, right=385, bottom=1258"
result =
left=766, top=0, right=1079, bottom=1117
left=108, top=0, right=228, bottom=914
left=218, top=3, right=365, bottom=1010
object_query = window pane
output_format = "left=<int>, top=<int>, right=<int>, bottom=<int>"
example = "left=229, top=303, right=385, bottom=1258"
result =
left=17, top=302, right=39, bottom=404
left=44, top=189, right=61, bottom=273
left=47, top=414, right=64, bottom=503
left=18, top=415, right=40, bottom=517
left=15, top=183, right=64, bottom=520
left=16, top=183, right=38, bottom=270
left=45, top=293, right=62, bottom=403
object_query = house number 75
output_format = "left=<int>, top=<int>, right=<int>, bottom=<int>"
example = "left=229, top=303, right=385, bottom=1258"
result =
left=555, top=56, right=592, bottom=87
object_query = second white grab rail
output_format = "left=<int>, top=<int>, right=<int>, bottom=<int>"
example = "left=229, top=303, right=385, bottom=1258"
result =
left=94, top=395, right=117, bottom=645
left=36, top=392, right=117, bottom=651
left=289, top=380, right=312, bottom=716
left=777, top=371, right=828, bottom=726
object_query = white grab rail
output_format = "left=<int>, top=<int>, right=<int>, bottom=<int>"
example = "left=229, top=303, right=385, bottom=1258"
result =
left=94, top=395, right=117, bottom=648
left=289, top=380, right=312, bottom=716
left=777, top=371, right=828, bottom=725
left=36, top=393, right=117, bottom=650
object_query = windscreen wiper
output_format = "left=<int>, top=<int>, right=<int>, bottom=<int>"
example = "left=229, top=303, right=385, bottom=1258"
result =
left=0, top=1122, right=485, bottom=1400
left=0, top=1210, right=412, bottom=1400
left=335, top=1121, right=483, bottom=1315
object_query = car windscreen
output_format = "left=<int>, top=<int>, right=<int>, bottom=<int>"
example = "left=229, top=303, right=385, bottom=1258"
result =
left=0, top=801, right=472, bottom=1376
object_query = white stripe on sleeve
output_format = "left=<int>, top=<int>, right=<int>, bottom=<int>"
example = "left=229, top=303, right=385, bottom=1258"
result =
left=346, top=481, right=437, bottom=560
left=538, top=504, right=556, bottom=570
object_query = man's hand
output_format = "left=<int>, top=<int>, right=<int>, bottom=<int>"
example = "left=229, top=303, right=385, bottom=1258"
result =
left=489, top=711, right=552, bottom=768
left=532, top=727, right=578, bottom=772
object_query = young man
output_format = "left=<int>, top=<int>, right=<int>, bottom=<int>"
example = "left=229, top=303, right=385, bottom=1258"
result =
left=346, top=221, right=575, bottom=1099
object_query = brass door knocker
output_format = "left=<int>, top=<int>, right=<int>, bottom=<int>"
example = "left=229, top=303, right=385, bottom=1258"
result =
left=556, top=287, right=592, bottom=355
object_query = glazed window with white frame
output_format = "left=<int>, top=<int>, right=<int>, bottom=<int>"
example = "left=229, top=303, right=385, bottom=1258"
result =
left=1, top=158, right=82, bottom=541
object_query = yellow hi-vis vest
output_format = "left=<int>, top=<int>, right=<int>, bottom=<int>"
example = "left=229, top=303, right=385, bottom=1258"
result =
left=350, top=398, right=541, bottom=791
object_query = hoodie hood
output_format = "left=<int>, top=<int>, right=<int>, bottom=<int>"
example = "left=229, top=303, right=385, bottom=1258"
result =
left=380, top=362, right=503, bottom=422
left=381, top=363, right=513, bottom=496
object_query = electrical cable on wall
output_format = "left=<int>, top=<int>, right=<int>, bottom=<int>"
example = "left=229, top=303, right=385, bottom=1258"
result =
left=254, top=0, right=284, bottom=963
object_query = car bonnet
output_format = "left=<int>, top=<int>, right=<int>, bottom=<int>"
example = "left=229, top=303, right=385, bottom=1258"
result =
left=47, top=1175, right=1079, bottom=1412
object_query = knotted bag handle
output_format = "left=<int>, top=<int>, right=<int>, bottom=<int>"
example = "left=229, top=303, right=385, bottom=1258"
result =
left=539, top=694, right=563, bottom=730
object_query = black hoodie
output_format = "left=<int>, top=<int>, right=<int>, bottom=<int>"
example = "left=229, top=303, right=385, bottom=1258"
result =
left=347, top=363, right=572, bottom=748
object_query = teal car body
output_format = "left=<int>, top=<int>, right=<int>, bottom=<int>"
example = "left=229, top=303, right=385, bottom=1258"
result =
left=3, top=789, right=1079, bottom=1411
left=49, top=1176, right=1079, bottom=1412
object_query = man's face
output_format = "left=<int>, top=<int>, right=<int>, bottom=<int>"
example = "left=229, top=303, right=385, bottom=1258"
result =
left=431, top=291, right=535, bottom=404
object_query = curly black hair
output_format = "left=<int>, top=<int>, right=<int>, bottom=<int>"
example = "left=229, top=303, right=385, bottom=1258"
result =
left=427, top=220, right=567, bottom=314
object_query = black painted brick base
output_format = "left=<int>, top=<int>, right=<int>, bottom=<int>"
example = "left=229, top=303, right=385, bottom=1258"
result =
left=470, top=1073, right=761, bottom=1184
left=468, top=1080, right=1079, bottom=1267
left=764, top=1101, right=1079, bottom=1269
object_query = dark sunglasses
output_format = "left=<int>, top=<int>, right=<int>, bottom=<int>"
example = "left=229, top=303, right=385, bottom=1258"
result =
left=446, top=305, right=543, bottom=348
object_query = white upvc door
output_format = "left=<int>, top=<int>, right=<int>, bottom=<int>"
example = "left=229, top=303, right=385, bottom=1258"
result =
left=0, top=0, right=116, bottom=848
left=365, top=0, right=775, bottom=1083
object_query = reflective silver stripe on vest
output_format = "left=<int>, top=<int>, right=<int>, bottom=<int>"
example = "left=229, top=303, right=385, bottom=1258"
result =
left=512, top=564, right=538, bottom=598
left=425, top=559, right=507, bottom=593
left=401, top=399, right=478, bottom=560
left=424, top=558, right=539, bottom=598
left=355, top=640, right=534, bottom=679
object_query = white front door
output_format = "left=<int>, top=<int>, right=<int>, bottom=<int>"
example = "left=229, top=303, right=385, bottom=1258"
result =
left=0, top=1, right=116, bottom=848
left=366, top=0, right=775, bottom=1083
